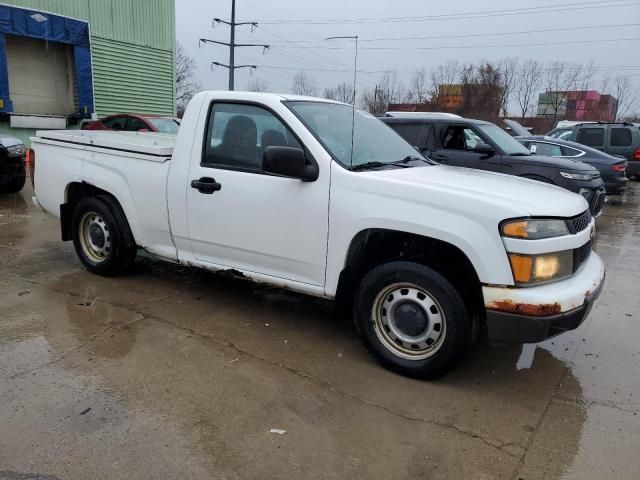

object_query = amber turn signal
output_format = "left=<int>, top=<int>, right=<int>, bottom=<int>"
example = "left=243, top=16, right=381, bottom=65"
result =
left=508, top=254, right=533, bottom=284
left=502, top=220, right=528, bottom=238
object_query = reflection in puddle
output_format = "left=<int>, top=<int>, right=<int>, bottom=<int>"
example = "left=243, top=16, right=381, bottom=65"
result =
left=516, top=344, right=537, bottom=370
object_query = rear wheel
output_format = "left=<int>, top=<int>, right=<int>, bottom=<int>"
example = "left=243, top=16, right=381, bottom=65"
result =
left=71, top=195, right=137, bottom=276
left=353, top=261, right=470, bottom=379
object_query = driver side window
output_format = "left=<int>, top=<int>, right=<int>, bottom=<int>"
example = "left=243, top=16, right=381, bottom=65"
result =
left=442, top=126, right=482, bottom=151
left=202, top=103, right=302, bottom=173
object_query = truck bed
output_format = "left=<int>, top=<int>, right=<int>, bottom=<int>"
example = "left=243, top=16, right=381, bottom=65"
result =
left=35, top=130, right=175, bottom=157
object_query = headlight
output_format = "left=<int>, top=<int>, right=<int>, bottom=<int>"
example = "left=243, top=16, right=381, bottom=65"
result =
left=508, top=250, right=573, bottom=286
left=501, top=218, right=569, bottom=239
left=6, top=144, right=26, bottom=156
left=560, top=171, right=599, bottom=181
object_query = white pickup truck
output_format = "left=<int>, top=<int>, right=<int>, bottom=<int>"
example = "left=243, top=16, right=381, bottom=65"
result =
left=30, top=92, right=605, bottom=378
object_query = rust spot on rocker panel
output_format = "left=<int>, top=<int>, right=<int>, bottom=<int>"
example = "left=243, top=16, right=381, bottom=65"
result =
left=489, top=300, right=562, bottom=316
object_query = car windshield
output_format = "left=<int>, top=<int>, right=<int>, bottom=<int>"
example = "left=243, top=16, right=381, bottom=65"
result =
left=477, top=124, right=531, bottom=155
left=286, top=101, right=424, bottom=169
left=146, top=117, right=179, bottom=134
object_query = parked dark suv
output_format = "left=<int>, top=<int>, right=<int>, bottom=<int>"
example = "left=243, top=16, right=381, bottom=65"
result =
left=547, top=122, right=640, bottom=180
left=382, top=114, right=606, bottom=216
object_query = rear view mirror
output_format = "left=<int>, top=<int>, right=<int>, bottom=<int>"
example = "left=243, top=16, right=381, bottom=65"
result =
left=263, top=146, right=318, bottom=181
left=474, top=143, right=495, bottom=155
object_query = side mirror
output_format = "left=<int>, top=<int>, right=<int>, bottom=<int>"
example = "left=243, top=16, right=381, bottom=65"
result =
left=474, top=143, right=495, bottom=156
left=263, top=146, right=318, bottom=181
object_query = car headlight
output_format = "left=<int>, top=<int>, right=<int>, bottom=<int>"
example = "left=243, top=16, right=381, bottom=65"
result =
left=508, top=250, right=574, bottom=286
left=6, top=144, right=26, bottom=156
left=501, top=218, right=569, bottom=239
left=560, top=171, right=599, bottom=181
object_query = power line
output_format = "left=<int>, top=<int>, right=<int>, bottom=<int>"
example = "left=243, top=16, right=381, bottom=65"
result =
left=262, top=23, right=640, bottom=45
left=256, top=0, right=637, bottom=24
left=251, top=64, right=640, bottom=74
left=274, top=36, right=640, bottom=51
left=240, top=0, right=382, bottom=81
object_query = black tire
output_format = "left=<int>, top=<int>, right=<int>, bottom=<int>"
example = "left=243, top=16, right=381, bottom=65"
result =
left=353, top=261, right=470, bottom=379
left=0, top=163, right=26, bottom=193
left=71, top=195, right=137, bottom=276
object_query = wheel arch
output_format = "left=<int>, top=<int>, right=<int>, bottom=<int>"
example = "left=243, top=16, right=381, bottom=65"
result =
left=62, top=181, right=140, bottom=245
left=334, top=228, right=485, bottom=321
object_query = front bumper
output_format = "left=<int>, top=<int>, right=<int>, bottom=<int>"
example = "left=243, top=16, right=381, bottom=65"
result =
left=483, top=252, right=605, bottom=343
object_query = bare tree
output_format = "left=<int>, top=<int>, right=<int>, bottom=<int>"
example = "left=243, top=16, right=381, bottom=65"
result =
left=611, top=75, right=638, bottom=120
left=247, top=77, right=270, bottom=92
left=514, top=60, right=543, bottom=118
left=577, top=61, right=596, bottom=94
left=407, top=68, right=429, bottom=103
left=324, top=82, right=355, bottom=103
left=175, top=42, right=201, bottom=117
left=335, top=82, right=355, bottom=103
left=429, top=61, right=459, bottom=99
left=292, top=71, right=317, bottom=96
left=323, top=87, right=337, bottom=100
left=540, top=61, right=582, bottom=120
left=498, top=57, right=518, bottom=116
left=361, top=71, right=408, bottom=114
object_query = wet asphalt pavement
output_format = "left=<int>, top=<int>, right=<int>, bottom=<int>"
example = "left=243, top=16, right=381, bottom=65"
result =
left=1, top=182, right=639, bottom=480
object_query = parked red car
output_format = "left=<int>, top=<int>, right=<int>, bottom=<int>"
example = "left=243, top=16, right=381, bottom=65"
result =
left=81, top=114, right=180, bottom=134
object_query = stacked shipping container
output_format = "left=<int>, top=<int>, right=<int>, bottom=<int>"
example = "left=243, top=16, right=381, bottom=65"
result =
left=537, top=91, right=618, bottom=121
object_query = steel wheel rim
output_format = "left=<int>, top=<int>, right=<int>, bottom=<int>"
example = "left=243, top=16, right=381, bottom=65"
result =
left=372, top=283, right=446, bottom=360
left=79, top=211, right=111, bottom=263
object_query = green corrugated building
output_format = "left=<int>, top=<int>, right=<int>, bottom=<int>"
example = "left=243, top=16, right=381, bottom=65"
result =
left=0, top=0, right=176, bottom=145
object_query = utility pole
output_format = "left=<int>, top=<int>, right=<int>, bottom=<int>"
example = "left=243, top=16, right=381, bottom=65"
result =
left=199, top=0, right=269, bottom=91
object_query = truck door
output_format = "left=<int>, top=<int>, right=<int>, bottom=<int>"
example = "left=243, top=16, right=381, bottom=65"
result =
left=430, top=124, right=501, bottom=172
left=185, top=102, right=329, bottom=286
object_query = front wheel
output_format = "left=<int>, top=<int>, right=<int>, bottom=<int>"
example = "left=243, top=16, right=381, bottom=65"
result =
left=71, top=195, right=137, bottom=276
left=353, top=261, right=470, bottom=379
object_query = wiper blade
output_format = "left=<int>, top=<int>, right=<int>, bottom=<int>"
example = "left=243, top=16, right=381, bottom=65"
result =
left=392, top=155, right=433, bottom=165
left=349, top=161, right=388, bottom=171
left=349, top=161, right=411, bottom=171
left=510, top=152, right=531, bottom=156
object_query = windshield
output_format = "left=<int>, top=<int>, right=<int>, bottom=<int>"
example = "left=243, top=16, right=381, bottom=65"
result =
left=286, top=101, right=423, bottom=168
left=146, top=117, right=180, bottom=134
left=477, top=124, right=531, bottom=155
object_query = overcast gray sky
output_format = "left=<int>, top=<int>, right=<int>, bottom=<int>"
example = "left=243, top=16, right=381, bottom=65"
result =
left=176, top=0, right=640, bottom=113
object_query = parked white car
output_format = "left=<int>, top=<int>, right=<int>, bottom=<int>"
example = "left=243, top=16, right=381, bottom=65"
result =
left=29, top=91, right=605, bottom=378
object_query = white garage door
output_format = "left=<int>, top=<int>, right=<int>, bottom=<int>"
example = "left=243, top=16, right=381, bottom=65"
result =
left=6, top=35, right=75, bottom=115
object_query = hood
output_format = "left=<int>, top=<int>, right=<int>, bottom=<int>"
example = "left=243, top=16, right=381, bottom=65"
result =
left=366, top=164, right=588, bottom=218
left=513, top=153, right=599, bottom=172
left=0, top=136, right=24, bottom=148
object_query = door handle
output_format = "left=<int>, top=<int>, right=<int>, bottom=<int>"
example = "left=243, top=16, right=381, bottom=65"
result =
left=191, top=177, right=222, bottom=194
